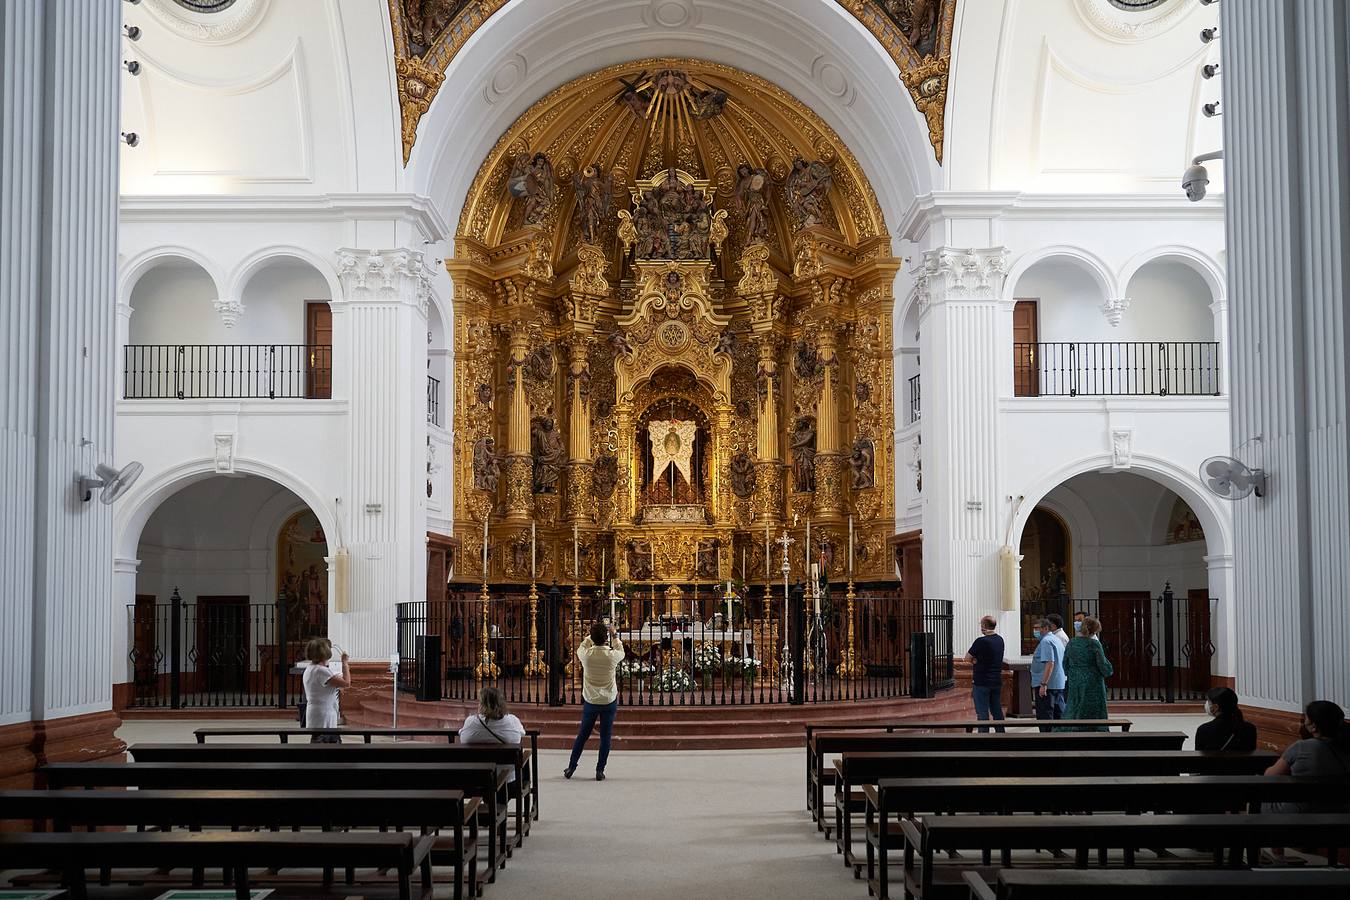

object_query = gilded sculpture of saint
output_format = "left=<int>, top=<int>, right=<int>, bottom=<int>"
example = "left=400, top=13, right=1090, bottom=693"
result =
left=509, top=152, right=556, bottom=226
left=786, top=157, right=833, bottom=229
left=729, top=452, right=756, bottom=500
left=472, top=435, right=500, bottom=493
left=530, top=417, right=566, bottom=493
left=573, top=164, right=614, bottom=245
left=850, top=437, right=876, bottom=491
left=790, top=416, right=818, bottom=493
left=734, top=163, right=771, bottom=243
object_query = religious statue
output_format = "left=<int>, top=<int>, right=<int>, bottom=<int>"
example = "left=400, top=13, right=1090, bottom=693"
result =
left=592, top=454, right=619, bottom=500
left=475, top=382, right=494, bottom=406
left=573, top=164, right=614, bottom=244
left=855, top=380, right=871, bottom=404
left=626, top=539, right=653, bottom=581
left=525, top=345, right=556, bottom=382
left=734, top=163, right=771, bottom=243
left=472, top=435, right=500, bottom=493
left=625, top=173, right=716, bottom=261
left=786, top=157, right=833, bottom=228
left=509, top=152, right=556, bottom=226
left=530, top=417, right=566, bottom=493
left=401, top=0, right=469, bottom=53
left=715, top=330, right=736, bottom=357
left=790, top=416, right=818, bottom=493
left=607, top=330, right=634, bottom=361
left=792, top=339, right=821, bottom=381
left=729, top=451, right=757, bottom=499
left=850, top=437, right=876, bottom=491
left=616, top=72, right=652, bottom=117
left=691, top=85, right=728, bottom=119
left=881, top=0, right=941, bottom=57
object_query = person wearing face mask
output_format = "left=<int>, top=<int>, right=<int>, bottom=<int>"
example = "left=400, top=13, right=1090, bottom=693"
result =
left=1030, top=616, right=1066, bottom=732
left=1048, top=613, right=1069, bottom=651
left=1194, top=686, right=1256, bottom=751
left=1264, top=700, right=1350, bottom=812
left=1059, top=615, right=1112, bottom=731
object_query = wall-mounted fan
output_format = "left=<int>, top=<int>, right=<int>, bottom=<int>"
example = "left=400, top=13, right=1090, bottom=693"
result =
left=77, top=461, right=144, bottom=504
left=1201, top=456, right=1266, bottom=500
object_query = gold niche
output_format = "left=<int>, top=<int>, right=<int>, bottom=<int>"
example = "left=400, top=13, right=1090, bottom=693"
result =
left=448, top=59, right=900, bottom=588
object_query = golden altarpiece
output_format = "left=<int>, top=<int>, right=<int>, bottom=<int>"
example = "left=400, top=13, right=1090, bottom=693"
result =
left=447, top=61, right=900, bottom=616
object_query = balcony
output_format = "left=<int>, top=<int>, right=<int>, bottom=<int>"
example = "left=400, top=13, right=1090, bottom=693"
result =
left=123, top=344, right=332, bottom=400
left=427, top=375, right=442, bottom=427
left=1013, top=341, right=1220, bottom=398
left=908, top=374, right=921, bottom=423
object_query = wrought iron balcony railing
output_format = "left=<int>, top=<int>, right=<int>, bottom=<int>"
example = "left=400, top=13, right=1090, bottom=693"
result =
left=123, top=344, right=332, bottom=399
left=1013, top=341, right=1221, bottom=397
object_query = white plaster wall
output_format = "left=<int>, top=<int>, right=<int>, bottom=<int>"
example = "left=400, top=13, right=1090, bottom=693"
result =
left=1015, top=259, right=1214, bottom=343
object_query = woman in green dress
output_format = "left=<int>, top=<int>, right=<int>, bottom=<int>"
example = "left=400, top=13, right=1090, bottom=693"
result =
left=1060, top=616, right=1113, bottom=731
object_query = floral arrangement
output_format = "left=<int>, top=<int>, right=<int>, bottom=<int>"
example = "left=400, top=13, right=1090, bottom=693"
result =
left=617, top=659, right=654, bottom=681
left=691, top=641, right=725, bottom=673
left=731, top=657, right=763, bottom=677
left=652, top=667, right=693, bottom=692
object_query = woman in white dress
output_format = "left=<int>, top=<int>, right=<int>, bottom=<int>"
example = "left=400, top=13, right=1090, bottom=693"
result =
left=302, top=638, right=350, bottom=742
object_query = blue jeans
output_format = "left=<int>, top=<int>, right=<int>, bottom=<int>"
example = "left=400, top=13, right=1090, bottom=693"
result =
left=568, top=700, right=618, bottom=773
left=1035, top=687, right=1066, bottom=732
left=971, top=684, right=1005, bottom=733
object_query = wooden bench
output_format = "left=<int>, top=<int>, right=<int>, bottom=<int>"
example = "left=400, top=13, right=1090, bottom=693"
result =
left=0, top=788, right=477, bottom=900
left=831, top=750, right=1278, bottom=874
left=130, top=741, right=531, bottom=854
left=803, top=719, right=1133, bottom=822
left=900, top=813, right=1350, bottom=900
left=44, top=761, right=510, bottom=890
left=0, top=831, right=435, bottom=900
left=964, top=868, right=1350, bottom=900
left=193, top=725, right=543, bottom=825
left=810, top=729, right=1178, bottom=835
left=864, top=776, right=1350, bottom=899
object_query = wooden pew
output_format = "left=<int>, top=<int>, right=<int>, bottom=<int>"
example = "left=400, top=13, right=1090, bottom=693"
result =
left=864, top=776, right=1350, bottom=900
left=130, top=742, right=531, bottom=853
left=44, top=762, right=510, bottom=890
left=192, top=725, right=543, bottom=825
left=803, top=718, right=1134, bottom=821
left=964, top=868, right=1350, bottom=900
left=901, top=813, right=1350, bottom=900
left=0, top=831, right=436, bottom=900
left=810, top=729, right=1179, bottom=835
left=1, top=789, right=476, bottom=900
left=831, top=750, right=1278, bottom=874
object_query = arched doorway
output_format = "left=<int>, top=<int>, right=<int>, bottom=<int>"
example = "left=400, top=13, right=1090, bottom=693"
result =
left=128, top=474, right=329, bottom=708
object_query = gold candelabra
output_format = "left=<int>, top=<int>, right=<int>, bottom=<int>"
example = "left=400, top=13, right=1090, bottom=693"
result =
left=567, top=581, right=582, bottom=678
left=836, top=578, right=863, bottom=679
left=475, top=580, right=500, bottom=681
left=524, top=580, right=546, bottom=676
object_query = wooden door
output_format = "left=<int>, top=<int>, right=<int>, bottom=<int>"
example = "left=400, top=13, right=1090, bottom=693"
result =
left=305, top=301, right=332, bottom=399
left=1097, top=591, right=1152, bottom=693
left=1186, top=589, right=1214, bottom=692
left=195, top=595, right=249, bottom=695
left=132, top=594, right=158, bottom=698
left=1013, top=299, right=1039, bottom=397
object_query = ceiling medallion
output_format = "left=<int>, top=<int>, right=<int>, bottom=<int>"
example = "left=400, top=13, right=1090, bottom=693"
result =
left=144, top=0, right=268, bottom=43
left=1074, top=0, right=1191, bottom=42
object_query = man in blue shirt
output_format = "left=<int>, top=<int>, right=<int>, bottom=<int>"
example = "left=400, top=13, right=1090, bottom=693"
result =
left=1031, top=615, right=1067, bottom=731
left=964, top=615, right=1005, bottom=733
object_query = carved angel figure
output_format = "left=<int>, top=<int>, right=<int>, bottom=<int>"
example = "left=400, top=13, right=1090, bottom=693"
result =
left=573, top=164, right=614, bottom=244
left=472, top=436, right=500, bottom=493
left=402, top=0, right=469, bottom=52
left=509, top=152, right=556, bottom=226
left=530, top=417, right=566, bottom=494
left=715, top=330, right=736, bottom=357
left=607, top=330, right=634, bottom=360
left=790, top=416, right=818, bottom=493
left=792, top=339, right=821, bottom=381
left=850, top=437, right=876, bottom=491
left=525, top=345, right=556, bottom=382
left=592, top=454, right=619, bottom=500
left=882, top=0, right=940, bottom=56
left=729, top=452, right=757, bottom=500
left=734, top=163, right=771, bottom=243
left=691, top=86, right=728, bottom=120
left=786, top=157, right=833, bottom=229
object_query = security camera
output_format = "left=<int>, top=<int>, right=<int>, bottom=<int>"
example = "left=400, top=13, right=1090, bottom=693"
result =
left=1203, top=101, right=1221, bottom=118
left=123, top=60, right=141, bottom=76
left=124, top=25, right=141, bottom=40
left=1199, top=0, right=1219, bottom=5
left=1182, top=164, right=1209, bottom=202
left=1200, top=27, right=1219, bottom=43
left=121, top=132, right=139, bottom=147
left=123, top=0, right=142, bottom=5
left=1202, top=63, right=1220, bottom=79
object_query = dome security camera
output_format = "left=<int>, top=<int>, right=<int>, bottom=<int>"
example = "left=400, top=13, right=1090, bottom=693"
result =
left=123, top=60, right=141, bottom=76
left=1182, top=164, right=1209, bottom=202
left=121, top=132, right=139, bottom=147
left=1201, top=27, right=1219, bottom=43
left=124, top=25, right=141, bottom=40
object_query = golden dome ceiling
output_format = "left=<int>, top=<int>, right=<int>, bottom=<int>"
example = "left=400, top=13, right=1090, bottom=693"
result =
left=456, top=58, right=888, bottom=273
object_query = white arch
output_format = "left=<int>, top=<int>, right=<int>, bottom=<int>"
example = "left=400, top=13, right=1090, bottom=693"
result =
left=226, top=244, right=343, bottom=302
left=1117, top=244, right=1226, bottom=303
left=1004, top=245, right=1120, bottom=302
left=406, top=0, right=937, bottom=243
left=1011, top=452, right=1231, bottom=564
left=115, top=457, right=341, bottom=563
left=119, top=245, right=227, bottom=305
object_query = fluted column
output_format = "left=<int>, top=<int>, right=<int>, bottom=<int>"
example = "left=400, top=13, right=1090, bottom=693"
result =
left=753, top=337, right=784, bottom=527
left=1222, top=0, right=1350, bottom=710
left=812, top=323, right=845, bottom=519
left=501, top=321, right=534, bottom=522
left=917, top=248, right=1010, bottom=646
left=564, top=336, right=593, bottom=523
left=1209, top=297, right=1229, bottom=396
left=331, top=249, right=431, bottom=657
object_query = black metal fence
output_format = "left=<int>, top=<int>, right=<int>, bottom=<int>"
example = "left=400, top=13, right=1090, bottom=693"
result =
left=396, top=586, right=954, bottom=706
left=126, top=590, right=327, bottom=708
left=1019, top=585, right=1214, bottom=702
left=908, top=374, right=921, bottom=423
left=1013, top=341, right=1221, bottom=397
left=123, top=344, right=333, bottom=399
left=427, top=375, right=441, bottom=426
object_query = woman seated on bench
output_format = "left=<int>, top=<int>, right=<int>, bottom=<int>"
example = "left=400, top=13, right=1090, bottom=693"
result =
left=459, top=686, right=526, bottom=783
left=1195, top=686, right=1257, bottom=751
left=1265, top=700, right=1350, bottom=811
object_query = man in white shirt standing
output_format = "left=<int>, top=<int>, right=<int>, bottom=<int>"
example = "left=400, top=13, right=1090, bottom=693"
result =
left=564, top=621, right=625, bottom=781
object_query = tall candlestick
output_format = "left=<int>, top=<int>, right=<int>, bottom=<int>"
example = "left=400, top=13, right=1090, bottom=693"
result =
left=764, top=522, right=770, bottom=578
left=806, top=518, right=811, bottom=571
left=530, top=521, right=536, bottom=581
left=811, top=563, right=821, bottom=614
left=848, top=515, right=853, bottom=576
left=600, top=549, right=606, bottom=587
left=741, top=547, right=746, bottom=582
left=716, top=549, right=721, bottom=582
left=573, top=523, right=579, bottom=582
left=482, top=516, right=489, bottom=575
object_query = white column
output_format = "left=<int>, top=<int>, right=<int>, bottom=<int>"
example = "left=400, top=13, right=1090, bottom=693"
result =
left=112, top=558, right=141, bottom=688
left=916, top=248, right=1010, bottom=648
left=1204, top=554, right=1235, bottom=681
left=1223, top=0, right=1350, bottom=710
left=331, top=249, right=432, bottom=659
left=1209, top=297, right=1229, bottom=395
left=0, top=0, right=120, bottom=726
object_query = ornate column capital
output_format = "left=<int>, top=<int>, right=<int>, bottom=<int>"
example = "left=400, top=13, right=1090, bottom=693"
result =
left=914, top=246, right=1010, bottom=314
left=335, top=247, right=433, bottom=316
